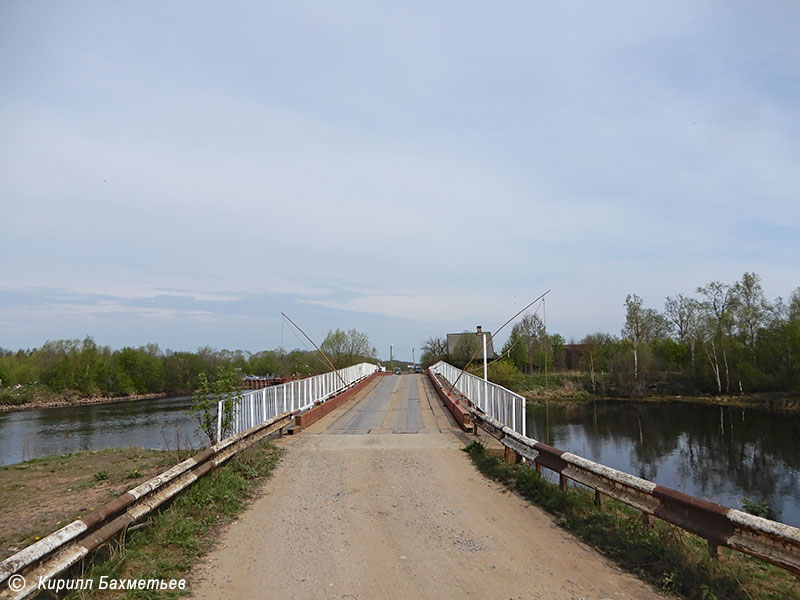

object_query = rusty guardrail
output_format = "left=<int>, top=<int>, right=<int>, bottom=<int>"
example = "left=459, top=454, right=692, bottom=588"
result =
left=460, top=394, right=800, bottom=575
left=0, top=411, right=293, bottom=599
left=426, top=370, right=473, bottom=432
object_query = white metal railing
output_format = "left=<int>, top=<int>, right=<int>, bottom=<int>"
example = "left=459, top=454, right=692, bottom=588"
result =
left=429, top=360, right=526, bottom=436
left=218, top=362, right=379, bottom=440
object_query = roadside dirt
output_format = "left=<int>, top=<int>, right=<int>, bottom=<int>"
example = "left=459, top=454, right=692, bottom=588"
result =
left=0, top=447, right=181, bottom=560
left=191, top=375, right=663, bottom=600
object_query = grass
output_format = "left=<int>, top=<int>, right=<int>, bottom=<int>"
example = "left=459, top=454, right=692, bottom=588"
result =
left=1, top=448, right=190, bottom=561
left=514, top=371, right=597, bottom=399
left=464, top=441, right=799, bottom=600
left=0, top=386, right=48, bottom=406
left=25, top=440, right=285, bottom=600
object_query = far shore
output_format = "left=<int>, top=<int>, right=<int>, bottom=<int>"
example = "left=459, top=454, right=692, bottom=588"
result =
left=524, top=392, right=800, bottom=411
left=0, top=391, right=173, bottom=413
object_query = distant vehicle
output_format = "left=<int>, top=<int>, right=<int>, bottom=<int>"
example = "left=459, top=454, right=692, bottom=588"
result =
left=414, top=366, right=422, bottom=373
left=393, top=367, right=401, bottom=375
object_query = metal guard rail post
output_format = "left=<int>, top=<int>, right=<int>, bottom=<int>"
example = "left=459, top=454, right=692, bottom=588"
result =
left=466, top=406, right=800, bottom=576
left=429, top=360, right=526, bottom=437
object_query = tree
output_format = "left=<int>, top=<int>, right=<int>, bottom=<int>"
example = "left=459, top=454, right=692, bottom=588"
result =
left=191, top=365, right=239, bottom=445
left=420, top=336, right=448, bottom=368
left=579, top=332, right=616, bottom=392
left=664, top=294, right=702, bottom=371
left=501, top=328, right=529, bottom=372
left=450, top=331, right=481, bottom=369
left=622, top=295, right=669, bottom=381
left=503, top=314, right=547, bottom=373
left=790, top=288, right=800, bottom=322
left=247, top=350, right=279, bottom=377
left=547, top=333, right=565, bottom=371
left=75, top=336, right=103, bottom=394
left=733, top=272, right=768, bottom=363
left=621, top=294, right=671, bottom=395
left=764, top=288, right=800, bottom=392
left=696, top=281, right=738, bottom=393
left=623, top=294, right=645, bottom=382
left=114, top=347, right=165, bottom=394
left=319, top=328, right=376, bottom=368
left=163, top=351, right=207, bottom=394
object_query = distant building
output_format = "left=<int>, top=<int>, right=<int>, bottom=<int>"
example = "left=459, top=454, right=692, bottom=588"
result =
left=446, top=325, right=499, bottom=360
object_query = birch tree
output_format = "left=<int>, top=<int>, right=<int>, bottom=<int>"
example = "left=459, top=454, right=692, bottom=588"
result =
left=623, top=294, right=644, bottom=381
left=664, top=294, right=701, bottom=370
left=623, top=294, right=669, bottom=384
left=696, top=281, right=738, bottom=393
left=733, top=272, right=768, bottom=364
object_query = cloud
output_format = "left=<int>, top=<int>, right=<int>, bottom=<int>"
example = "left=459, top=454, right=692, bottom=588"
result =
left=1, top=2, right=798, bottom=355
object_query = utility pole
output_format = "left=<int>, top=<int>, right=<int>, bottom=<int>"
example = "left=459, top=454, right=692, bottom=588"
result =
left=482, top=332, right=488, bottom=406
left=412, top=348, right=415, bottom=371
left=390, top=344, right=393, bottom=372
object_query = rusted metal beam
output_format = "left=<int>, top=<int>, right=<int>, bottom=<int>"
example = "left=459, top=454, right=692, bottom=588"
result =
left=0, top=411, right=293, bottom=599
left=425, top=369, right=473, bottom=433
left=466, top=406, right=800, bottom=576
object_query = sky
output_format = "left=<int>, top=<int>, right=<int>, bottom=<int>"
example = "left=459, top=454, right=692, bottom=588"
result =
left=1, top=1, right=799, bottom=360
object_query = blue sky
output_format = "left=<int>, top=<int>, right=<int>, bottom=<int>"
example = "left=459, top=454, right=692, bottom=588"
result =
left=1, top=1, right=798, bottom=360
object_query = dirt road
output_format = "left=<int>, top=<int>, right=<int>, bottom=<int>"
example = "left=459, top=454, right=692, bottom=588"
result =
left=191, top=374, right=663, bottom=599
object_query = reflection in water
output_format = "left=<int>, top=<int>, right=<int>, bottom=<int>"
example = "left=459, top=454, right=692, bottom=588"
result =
left=0, top=396, right=205, bottom=466
left=526, top=400, right=800, bottom=527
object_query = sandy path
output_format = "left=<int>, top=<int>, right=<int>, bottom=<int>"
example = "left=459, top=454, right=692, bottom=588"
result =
left=191, top=375, right=662, bottom=600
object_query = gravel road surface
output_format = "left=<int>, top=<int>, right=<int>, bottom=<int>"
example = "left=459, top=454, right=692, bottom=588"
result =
left=191, top=374, right=663, bottom=600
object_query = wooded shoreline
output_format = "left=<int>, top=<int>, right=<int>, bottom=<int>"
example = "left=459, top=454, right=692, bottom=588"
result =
left=0, top=391, right=170, bottom=413
left=526, top=392, right=800, bottom=411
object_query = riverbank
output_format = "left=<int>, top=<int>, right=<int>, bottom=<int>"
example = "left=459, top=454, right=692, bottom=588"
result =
left=0, top=447, right=188, bottom=560
left=0, top=388, right=171, bottom=413
left=465, top=441, right=800, bottom=600
left=0, top=442, right=283, bottom=598
left=508, top=371, right=800, bottom=410
left=469, top=367, right=800, bottom=411
left=524, top=391, right=800, bottom=411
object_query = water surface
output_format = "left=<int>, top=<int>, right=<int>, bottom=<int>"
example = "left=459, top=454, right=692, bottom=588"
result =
left=527, top=400, right=800, bottom=527
left=0, top=396, right=204, bottom=466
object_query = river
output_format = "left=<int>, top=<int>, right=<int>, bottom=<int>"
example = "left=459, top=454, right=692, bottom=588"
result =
left=0, top=396, right=204, bottom=466
left=1, top=396, right=798, bottom=528
left=527, top=400, right=800, bottom=528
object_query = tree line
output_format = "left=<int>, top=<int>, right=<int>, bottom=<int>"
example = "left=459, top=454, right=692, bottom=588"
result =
left=0, top=328, right=377, bottom=400
left=421, top=272, right=800, bottom=397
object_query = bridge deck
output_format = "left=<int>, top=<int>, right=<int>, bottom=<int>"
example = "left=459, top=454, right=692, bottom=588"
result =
left=325, top=373, right=450, bottom=435
left=190, top=374, right=661, bottom=599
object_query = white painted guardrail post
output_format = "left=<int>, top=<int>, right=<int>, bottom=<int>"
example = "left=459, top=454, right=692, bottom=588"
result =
left=430, top=361, right=525, bottom=436
left=221, top=363, right=379, bottom=440
left=216, top=400, right=222, bottom=443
